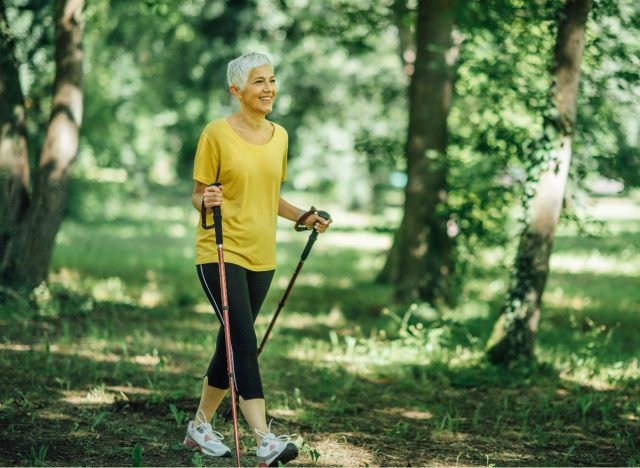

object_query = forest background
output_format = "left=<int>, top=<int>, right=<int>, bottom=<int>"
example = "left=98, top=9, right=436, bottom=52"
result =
left=1, top=0, right=639, bottom=466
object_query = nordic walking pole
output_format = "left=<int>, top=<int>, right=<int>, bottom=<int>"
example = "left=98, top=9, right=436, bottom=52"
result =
left=201, top=183, right=241, bottom=467
left=257, top=209, right=331, bottom=356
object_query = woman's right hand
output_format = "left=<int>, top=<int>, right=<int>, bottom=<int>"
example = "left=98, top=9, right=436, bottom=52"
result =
left=203, top=184, right=224, bottom=210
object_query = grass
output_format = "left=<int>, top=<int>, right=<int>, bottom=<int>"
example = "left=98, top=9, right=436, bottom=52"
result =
left=0, top=185, right=639, bottom=466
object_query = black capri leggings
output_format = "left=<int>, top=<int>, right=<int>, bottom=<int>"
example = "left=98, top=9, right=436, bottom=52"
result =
left=196, top=262, right=274, bottom=400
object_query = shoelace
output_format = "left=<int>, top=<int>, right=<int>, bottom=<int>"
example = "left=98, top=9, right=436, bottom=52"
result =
left=255, top=419, right=291, bottom=444
left=194, top=409, right=225, bottom=441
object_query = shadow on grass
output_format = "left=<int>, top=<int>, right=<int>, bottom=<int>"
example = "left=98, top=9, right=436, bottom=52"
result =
left=4, top=205, right=640, bottom=466
left=258, top=353, right=640, bottom=466
left=2, top=292, right=639, bottom=466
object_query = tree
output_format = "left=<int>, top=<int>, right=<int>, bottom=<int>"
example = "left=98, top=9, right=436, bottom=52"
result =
left=0, top=0, right=84, bottom=289
left=378, top=0, right=456, bottom=305
left=486, top=0, right=593, bottom=364
left=0, top=0, right=30, bottom=264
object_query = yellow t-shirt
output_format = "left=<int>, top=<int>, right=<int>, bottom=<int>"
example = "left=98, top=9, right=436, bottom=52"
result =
left=193, top=118, right=287, bottom=270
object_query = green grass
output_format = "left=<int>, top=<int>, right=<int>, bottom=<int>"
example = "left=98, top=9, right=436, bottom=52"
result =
left=0, top=186, right=639, bottom=466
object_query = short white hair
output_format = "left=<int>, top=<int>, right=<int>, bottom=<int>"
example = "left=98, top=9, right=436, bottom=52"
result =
left=227, top=52, right=273, bottom=90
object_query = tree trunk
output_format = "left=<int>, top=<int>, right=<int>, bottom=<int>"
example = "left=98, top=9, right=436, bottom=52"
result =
left=486, top=0, right=592, bottom=364
left=0, top=0, right=84, bottom=289
left=378, top=0, right=455, bottom=306
left=0, top=1, right=31, bottom=263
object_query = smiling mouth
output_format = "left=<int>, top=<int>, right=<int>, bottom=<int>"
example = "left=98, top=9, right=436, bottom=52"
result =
left=259, top=97, right=273, bottom=102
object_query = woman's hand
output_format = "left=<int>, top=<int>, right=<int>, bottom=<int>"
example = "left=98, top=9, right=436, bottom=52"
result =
left=203, top=184, right=224, bottom=210
left=304, top=212, right=332, bottom=233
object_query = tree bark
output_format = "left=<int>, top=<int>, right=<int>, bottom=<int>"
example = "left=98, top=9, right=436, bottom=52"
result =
left=378, top=0, right=455, bottom=306
left=0, top=0, right=84, bottom=289
left=0, top=1, right=31, bottom=263
left=486, top=0, right=592, bottom=364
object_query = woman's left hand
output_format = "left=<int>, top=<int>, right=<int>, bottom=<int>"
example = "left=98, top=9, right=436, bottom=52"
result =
left=305, top=213, right=332, bottom=233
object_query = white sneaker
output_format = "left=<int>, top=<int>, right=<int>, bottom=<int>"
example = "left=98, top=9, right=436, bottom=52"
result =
left=255, top=421, right=298, bottom=467
left=183, top=409, right=231, bottom=457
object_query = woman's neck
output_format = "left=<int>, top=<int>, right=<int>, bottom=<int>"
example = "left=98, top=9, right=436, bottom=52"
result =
left=235, top=108, right=268, bottom=131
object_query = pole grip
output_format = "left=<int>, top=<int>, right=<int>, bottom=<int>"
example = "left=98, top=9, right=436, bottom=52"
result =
left=301, top=231, right=318, bottom=261
left=317, top=210, right=331, bottom=222
left=211, top=183, right=223, bottom=245
left=300, top=210, right=330, bottom=261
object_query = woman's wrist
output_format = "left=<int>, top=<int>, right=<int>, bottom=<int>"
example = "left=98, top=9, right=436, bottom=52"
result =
left=296, top=208, right=306, bottom=222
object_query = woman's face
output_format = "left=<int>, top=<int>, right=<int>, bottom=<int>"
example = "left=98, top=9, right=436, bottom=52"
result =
left=234, top=65, right=277, bottom=115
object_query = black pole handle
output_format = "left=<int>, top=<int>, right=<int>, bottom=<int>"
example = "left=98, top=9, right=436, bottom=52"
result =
left=300, top=210, right=330, bottom=261
left=211, top=183, right=223, bottom=245
left=200, top=183, right=223, bottom=245
left=317, top=210, right=331, bottom=221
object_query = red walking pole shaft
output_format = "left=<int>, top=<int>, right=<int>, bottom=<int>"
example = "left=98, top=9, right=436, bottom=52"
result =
left=202, top=183, right=241, bottom=467
left=216, top=244, right=241, bottom=467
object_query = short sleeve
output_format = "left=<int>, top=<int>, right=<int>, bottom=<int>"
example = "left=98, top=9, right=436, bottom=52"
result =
left=193, top=132, right=218, bottom=185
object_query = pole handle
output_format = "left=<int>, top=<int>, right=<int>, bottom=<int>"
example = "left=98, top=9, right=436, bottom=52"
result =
left=211, top=183, right=223, bottom=245
left=300, top=210, right=330, bottom=261
left=200, top=183, right=223, bottom=245
left=317, top=210, right=331, bottom=221
left=295, top=206, right=330, bottom=232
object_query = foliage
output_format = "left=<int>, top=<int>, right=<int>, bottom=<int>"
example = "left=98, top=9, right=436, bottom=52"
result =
left=131, top=444, right=143, bottom=467
left=6, top=0, right=639, bottom=263
left=2, top=1, right=639, bottom=462
left=169, top=403, right=187, bottom=427
left=578, top=0, right=640, bottom=188
left=2, top=0, right=54, bottom=173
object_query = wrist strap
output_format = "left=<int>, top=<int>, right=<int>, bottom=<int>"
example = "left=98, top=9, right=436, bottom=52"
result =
left=295, top=206, right=317, bottom=231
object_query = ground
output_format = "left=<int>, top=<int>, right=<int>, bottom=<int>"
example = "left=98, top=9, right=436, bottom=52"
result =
left=1, top=189, right=639, bottom=466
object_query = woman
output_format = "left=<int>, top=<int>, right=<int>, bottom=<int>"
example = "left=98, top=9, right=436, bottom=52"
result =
left=183, top=52, right=331, bottom=466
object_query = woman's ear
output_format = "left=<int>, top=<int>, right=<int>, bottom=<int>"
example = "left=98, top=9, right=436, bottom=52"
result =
left=229, top=85, right=241, bottom=99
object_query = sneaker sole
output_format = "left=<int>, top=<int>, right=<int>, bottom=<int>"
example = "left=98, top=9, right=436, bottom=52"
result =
left=183, top=437, right=231, bottom=458
left=261, top=443, right=298, bottom=467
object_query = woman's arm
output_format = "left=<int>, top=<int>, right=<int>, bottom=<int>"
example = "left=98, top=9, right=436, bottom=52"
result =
left=278, top=196, right=305, bottom=222
left=278, top=196, right=332, bottom=233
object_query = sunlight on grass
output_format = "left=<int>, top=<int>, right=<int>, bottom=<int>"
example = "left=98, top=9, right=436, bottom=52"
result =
left=587, top=196, right=640, bottom=221
left=449, top=300, right=494, bottom=322
left=257, top=308, right=346, bottom=330
left=286, top=332, right=484, bottom=377
left=379, top=408, right=433, bottom=420
left=49, top=268, right=83, bottom=292
left=104, top=385, right=157, bottom=396
left=278, top=272, right=326, bottom=288
left=296, top=230, right=391, bottom=251
left=91, top=277, right=136, bottom=303
left=551, top=252, right=640, bottom=275
left=464, top=278, right=508, bottom=302
left=0, top=344, right=32, bottom=351
left=38, top=411, right=74, bottom=421
left=311, top=435, right=374, bottom=467
left=553, top=355, right=640, bottom=389
left=61, top=389, right=115, bottom=406
left=544, top=288, right=596, bottom=310
left=330, top=230, right=392, bottom=250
